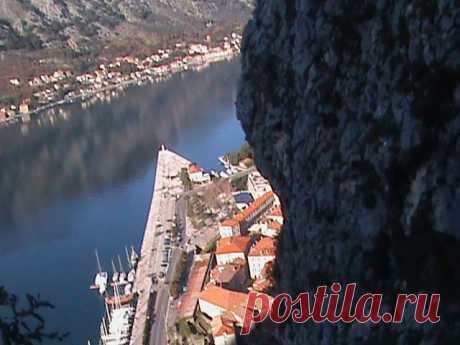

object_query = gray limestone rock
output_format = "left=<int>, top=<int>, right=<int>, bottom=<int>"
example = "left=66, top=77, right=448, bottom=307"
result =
left=237, top=1, right=460, bottom=344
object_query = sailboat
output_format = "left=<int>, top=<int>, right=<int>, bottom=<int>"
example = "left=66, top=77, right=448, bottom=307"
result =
left=124, top=247, right=136, bottom=284
left=93, top=250, right=108, bottom=295
left=130, top=246, right=139, bottom=268
left=117, top=255, right=127, bottom=284
left=127, top=269, right=135, bottom=284
left=111, top=260, right=119, bottom=283
left=124, top=283, right=133, bottom=295
left=100, top=285, right=134, bottom=345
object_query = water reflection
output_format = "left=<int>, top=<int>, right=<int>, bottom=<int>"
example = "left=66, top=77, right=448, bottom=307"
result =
left=0, top=61, right=244, bottom=345
left=0, top=61, right=240, bottom=227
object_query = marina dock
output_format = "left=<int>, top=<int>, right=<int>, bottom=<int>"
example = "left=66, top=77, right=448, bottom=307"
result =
left=130, top=147, right=191, bottom=345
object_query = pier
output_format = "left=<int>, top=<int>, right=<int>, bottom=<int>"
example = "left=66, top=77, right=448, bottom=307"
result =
left=130, top=146, right=191, bottom=345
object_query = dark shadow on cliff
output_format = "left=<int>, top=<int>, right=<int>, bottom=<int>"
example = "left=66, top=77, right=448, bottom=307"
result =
left=237, top=0, right=460, bottom=344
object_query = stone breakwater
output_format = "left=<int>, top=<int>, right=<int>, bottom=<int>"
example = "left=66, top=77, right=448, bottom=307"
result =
left=130, top=148, right=190, bottom=345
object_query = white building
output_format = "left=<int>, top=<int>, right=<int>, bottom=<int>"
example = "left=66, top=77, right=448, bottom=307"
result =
left=248, top=238, right=277, bottom=279
left=199, top=285, right=250, bottom=324
left=212, top=316, right=237, bottom=345
left=214, top=329, right=237, bottom=345
left=219, top=191, right=275, bottom=237
left=218, top=219, right=240, bottom=238
left=189, top=43, right=209, bottom=55
left=247, top=170, right=272, bottom=199
left=266, top=206, right=284, bottom=224
left=188, top=163, right=211, bottom=184
left=261, top=220, right=282, bottom=238
left=215, top=236, right=251, bottom=266
left=199, top=296, right=227, bottom=319
left=9, top=78, right=20, bottom=86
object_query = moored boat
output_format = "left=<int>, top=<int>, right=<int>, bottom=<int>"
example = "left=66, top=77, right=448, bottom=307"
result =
left=111, top=260, right=119, bottom=283
left=92, top=250, right=108, bottom=295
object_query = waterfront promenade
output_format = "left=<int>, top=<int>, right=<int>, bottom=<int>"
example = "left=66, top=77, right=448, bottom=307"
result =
left=130, top=147, right=191, bottom=345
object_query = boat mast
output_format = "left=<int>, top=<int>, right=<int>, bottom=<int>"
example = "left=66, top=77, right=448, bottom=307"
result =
left=131, top=245, right=138, bottom=259
left=105, top=300, right=112, bottom=324
left=125, top=246, right=131, bottom=269
left=114, top=284, right=121, bottom=309
left=101, top=317, right=109, bottom=345
left=111, top=259, right=118, bottom=273
left=117, top=254, right=124, bottom=272
left=95, top=249, right=102, bottom=273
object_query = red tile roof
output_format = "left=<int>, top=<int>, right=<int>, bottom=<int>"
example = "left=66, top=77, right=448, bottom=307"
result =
left=249, top=238, right=277, bottom=257
left=268, top=220, right=282, bottom=231
left=270, top=206, right=283, bottom=217
left=220, top=218, right=239, bottom=227
left=211, top=258, right=246, bottom=284
left=200, top=285, right=273, bottom=323
left=220, top=191, right=275, bottom=228
left=211, top=315, right=236, bottom=337
left=178, top=254, right=212, bottom=319
left=199, top=285, right=249, bottom=316
left=251, top=277, right=275, bottom=293
left=216, top=236, right=251, bottom=255
left=235, top=191, right=274, bottom=222
left=188, top=163, right=204, bottom=174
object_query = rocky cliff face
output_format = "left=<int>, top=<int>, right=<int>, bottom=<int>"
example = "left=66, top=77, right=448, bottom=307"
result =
left=237, top=1, right=460, bottom=344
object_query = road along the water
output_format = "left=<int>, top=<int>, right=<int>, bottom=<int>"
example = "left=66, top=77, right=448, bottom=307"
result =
left=130, top=148, right=190, bottom=345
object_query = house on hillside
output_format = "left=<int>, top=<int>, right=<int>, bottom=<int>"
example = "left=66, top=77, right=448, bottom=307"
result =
left=188, top=163, right=211, bottom=184
left=218, top=192, right=275, bottom=237
left=248, top=238, right=277, bottom=279
left=211, top=315, right=238, bottom=345
left=178, top=254, right=213, bottom=321
left=215, top=236, right=251, bottom=265
left=210, top=258, right=248, bottom=292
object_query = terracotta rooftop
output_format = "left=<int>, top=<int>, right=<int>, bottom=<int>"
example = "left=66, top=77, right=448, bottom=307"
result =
left=268, top=220, right=282, bottom=231
left=199, top=285, right=250, bottom=320
left=220, top=191, right=275, bottom=228
left=178, top=254, right=212, bottom=319
left=211, top=315, right=236, bottom=337
left=251, top=276, right=275, bottom=293
left=216, top=236, right=251, bottom=255
left=270, top=206, right=283, bottom=217
left=200, top=285, right=273, bottom=324
left=211, top=258, right=246, bottom=284
left=188, top=163, right=204, bottom=174
left=249, top=238, right=277, bottom=257
left=235, top=191, right=274, bottom=222
left=220, top=218, right=239, bottom=227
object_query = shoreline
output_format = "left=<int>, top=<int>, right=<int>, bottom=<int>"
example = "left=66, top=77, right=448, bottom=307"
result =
left=1, top=31, right=243, bottom=129
left=0, top=54, right=239, bottom=130
left=129, top=147, right=191, bottom=345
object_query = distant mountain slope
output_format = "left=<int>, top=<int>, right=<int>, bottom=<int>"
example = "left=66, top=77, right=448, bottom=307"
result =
left=0, top=0, right=253, bottom=51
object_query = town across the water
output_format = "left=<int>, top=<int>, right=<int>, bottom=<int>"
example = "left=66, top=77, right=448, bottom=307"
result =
left=1, top=33, right=242, bottom=128
left=90, top=145, right=282, bottom=345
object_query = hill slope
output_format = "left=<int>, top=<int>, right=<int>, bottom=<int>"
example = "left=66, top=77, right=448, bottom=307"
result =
left=0, top=0, right=253, bottom=51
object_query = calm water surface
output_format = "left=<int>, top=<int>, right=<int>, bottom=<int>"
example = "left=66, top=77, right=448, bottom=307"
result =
left=0, top=61, right=244, bottom=345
